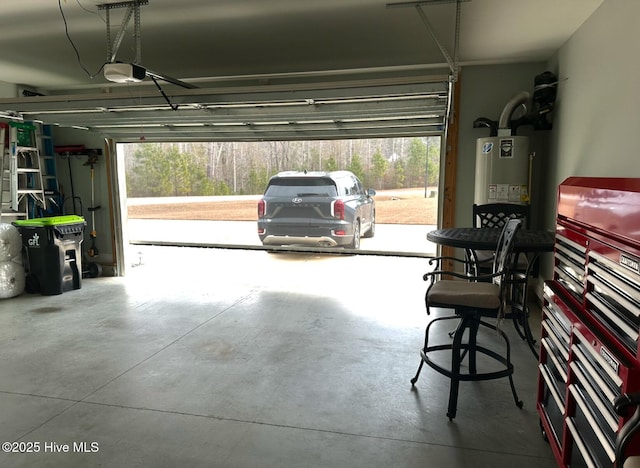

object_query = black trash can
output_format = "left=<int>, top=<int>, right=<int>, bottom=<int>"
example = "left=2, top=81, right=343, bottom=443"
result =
left=13, top=215, right=85, bottom=295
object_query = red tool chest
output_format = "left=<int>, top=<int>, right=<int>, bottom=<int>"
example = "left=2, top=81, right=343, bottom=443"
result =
left=538, top=177, right=640, bottom=467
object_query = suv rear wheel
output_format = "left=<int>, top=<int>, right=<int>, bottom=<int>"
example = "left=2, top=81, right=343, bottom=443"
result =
left=363, top=214, right=375, bottom=238
left=349, top=220, right=361, bottom=249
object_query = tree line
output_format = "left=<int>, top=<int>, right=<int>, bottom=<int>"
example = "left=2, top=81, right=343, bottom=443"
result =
left=123, top=137, right=441, bottom=197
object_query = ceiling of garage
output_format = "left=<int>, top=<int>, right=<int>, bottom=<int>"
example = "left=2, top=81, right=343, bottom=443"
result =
left=0, top=0, right=603, bottom=142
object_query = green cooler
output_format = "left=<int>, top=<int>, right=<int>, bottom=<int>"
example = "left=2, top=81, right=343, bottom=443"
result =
left=13, top=215, right=85, bottom=295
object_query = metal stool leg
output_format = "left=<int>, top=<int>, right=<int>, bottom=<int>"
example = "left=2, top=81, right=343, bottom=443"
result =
left=411, top=360, right=424, bottom=386
left=447, top=315, right=471, bottom=420
left=411, top=318, right=434, bottom=385
left=496, top=325, right=523, bottom=409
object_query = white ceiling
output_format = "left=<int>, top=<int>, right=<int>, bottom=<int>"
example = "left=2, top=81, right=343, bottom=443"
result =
left=0, top=0, right=603, bottom=141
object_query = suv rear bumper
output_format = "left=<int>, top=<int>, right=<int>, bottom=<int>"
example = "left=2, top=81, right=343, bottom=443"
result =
left=261, top=234, right=352, bottom=247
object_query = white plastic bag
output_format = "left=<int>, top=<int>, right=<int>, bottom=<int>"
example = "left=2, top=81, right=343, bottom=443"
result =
left=0, top=223, right=22, bottom=262
left=0, top=260, right=25, bottom=299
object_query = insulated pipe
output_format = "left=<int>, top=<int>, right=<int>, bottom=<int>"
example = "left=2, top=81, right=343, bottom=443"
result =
left=498, top=91, right=531, bottom=131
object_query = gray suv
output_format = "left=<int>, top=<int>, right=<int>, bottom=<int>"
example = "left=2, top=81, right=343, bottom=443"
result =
left=257, top=171, right=376, bottom=249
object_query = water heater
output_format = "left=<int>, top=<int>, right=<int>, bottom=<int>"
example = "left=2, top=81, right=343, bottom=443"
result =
left=474, top=136, right=530, bottom=205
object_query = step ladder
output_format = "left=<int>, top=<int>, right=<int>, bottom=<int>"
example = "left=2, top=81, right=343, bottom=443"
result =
left=0, top=122, right=47, bottom=222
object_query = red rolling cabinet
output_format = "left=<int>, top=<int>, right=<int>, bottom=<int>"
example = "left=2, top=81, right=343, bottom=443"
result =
left=538, top=177, right=640, bottom=467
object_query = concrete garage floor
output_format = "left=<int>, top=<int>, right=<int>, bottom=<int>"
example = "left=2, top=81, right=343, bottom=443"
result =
left=1, top=247, right=555, bottom=467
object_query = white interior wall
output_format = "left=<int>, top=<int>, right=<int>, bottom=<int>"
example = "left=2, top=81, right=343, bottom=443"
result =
left=537, top=0, right=640, bottom=279
left=543, top=0, right=640, bottom=223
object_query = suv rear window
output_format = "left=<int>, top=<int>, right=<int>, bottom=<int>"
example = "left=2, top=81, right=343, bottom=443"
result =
left=265, top=178, right=338, bottom=197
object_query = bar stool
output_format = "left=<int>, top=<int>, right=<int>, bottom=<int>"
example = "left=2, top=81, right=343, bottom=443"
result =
left=411, top=218, right=524, bottom=420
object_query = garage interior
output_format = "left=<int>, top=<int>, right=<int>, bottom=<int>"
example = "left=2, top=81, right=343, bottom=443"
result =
left=1, top=1, right=638, bottom=467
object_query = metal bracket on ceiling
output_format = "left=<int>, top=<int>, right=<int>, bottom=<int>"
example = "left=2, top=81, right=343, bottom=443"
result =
left=386, top=0, right=466, bottom=82
left=98, top=0, right=148, bottom=65
left=97, top=0, right=197, bottom=90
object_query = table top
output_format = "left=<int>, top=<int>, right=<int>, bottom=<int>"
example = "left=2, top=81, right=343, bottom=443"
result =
left=427, top=227, right=555, bottom=253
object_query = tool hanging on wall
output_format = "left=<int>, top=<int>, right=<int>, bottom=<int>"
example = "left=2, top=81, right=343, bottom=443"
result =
left=84, top=150, right=101, bottom=258
left=55, top=145, right=86, bottom=216
left=54, top=145, right=103, bottom=278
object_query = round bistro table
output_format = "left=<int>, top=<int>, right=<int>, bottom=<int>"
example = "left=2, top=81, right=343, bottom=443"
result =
left=427, top=227, right=555, bottom=254
left=426, top=227, right=555, bottom=358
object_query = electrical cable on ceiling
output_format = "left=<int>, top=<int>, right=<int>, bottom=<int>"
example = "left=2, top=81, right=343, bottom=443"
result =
left=75, top=0, right=105, bottom=22
left=59, top=0, right=195, bottom=92
left=58, top=0, right=107, bottom=79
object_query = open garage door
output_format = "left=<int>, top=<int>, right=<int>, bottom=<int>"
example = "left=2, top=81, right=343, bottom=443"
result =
left=9, top=72, right=451, bottom=142
left=102, top=75, right=449, bottom=261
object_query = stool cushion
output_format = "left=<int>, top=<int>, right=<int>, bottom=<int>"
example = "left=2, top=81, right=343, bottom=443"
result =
left=625, top=457, right=640, bottom=468
left=428, top=280, right=501, bottom=309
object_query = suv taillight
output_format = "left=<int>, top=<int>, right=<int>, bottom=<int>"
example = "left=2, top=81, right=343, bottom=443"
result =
left=333, top=200, right=345, bottom=220
left=258, top=199, right=266, bottom=218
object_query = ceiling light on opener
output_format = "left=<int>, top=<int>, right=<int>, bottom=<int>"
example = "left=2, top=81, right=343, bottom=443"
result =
left=104, top=62, right=146, bottom=83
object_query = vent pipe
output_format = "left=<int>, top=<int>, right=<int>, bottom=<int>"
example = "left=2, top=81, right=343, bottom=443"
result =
left=498, top=91, right=531, bottom=135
